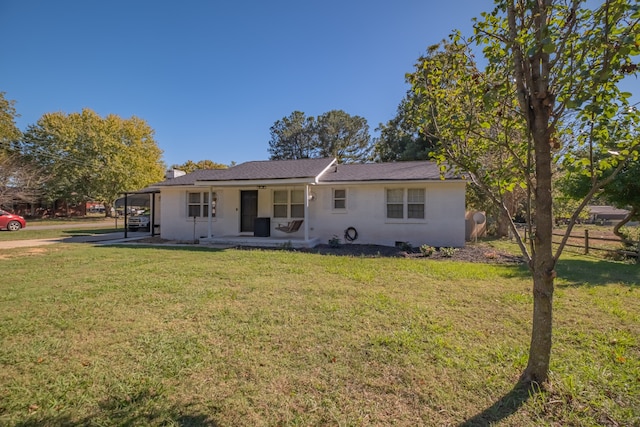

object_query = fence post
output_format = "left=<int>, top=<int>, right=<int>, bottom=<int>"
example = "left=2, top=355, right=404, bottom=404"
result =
left=584, top=229, right=589, bottom=255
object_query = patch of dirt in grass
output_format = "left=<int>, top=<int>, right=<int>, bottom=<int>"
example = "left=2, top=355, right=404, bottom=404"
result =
left=302, top=243, right=525, bottom=264
left=130, top=237, right=524, bottom=264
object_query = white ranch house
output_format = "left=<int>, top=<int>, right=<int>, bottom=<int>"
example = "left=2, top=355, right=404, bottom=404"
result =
left=147, top=158, right=467, bottom=248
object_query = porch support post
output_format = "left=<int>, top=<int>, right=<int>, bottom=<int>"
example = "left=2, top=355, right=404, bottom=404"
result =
left=207, top=187, right=213, bottom=238
left=304, top=185, right=310, bottom=242
left=151, top=192, right=156, bottom=237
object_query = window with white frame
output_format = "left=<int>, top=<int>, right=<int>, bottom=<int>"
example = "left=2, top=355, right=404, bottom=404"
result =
left=273, top=189, right=305, bottom=218
left=333, top=188, right=346, bottom=210
left=386, top=188, right=425, bottom=220
left=290, top=189, right=304, bottom=218
left=407, top=188, right=425, bottom=218
left=187, top=191, right=217, bottom=218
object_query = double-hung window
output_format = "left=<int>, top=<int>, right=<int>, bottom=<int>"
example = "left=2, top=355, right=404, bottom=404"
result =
left=333, top=188, right=347, bottom=210
left=386, top=188, right=425, bottom=220
left=407, top=189, right=425, bottom=219
left=187, top=191, right=217, bottom=218
left=273, top=189, right=304, bottom=218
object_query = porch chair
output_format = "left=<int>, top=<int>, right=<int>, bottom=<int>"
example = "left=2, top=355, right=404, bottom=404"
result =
left=275, top=219, right=303, bottom=233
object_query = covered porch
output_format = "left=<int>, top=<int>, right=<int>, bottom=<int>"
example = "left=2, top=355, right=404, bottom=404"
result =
left=196, top=180, right=320, bottom=248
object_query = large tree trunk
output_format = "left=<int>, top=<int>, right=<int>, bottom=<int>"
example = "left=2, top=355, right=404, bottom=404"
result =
left=521, top=151, right=556, bottom=384
left=521, top=42, right=556, bottom=384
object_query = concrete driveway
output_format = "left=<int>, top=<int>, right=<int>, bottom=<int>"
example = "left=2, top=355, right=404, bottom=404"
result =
left=0, top=223, right=150, bottom=249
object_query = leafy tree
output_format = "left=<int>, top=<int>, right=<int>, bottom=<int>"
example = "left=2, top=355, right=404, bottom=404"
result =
left=374, top=98, right=438, bottom=162
left=315, top=110, right=372, bottom=163
left=268, top=110, right=372, bottom=163
left=19, top=109, right=165, bottom=215
left=268, top=111, right=316, bottom=160
left=170, top=160, right=228, bottom=174
left=0, top=92, right=21, bottom=150
left=561, top=147, right=640, bottom=243
left=408, top=0, right=639, bottom=385
left=0, top=92, right=45, bottom=209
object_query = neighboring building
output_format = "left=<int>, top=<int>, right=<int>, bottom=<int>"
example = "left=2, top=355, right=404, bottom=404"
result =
left=148, top=158, right=467, bottom=248
left=587, top=205, right=631, bottom=225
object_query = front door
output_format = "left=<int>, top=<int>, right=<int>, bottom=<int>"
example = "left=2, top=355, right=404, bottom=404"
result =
left=240, top=190, right=258, bottom=232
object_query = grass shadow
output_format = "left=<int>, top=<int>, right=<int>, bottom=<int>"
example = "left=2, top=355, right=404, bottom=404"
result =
left=556, top=258, right=639, bottom=287
left=459, top=383, right=533, bottom=426
left=12, top=398, right=219, bottom=427
left=106, top=243, right=229, bottom=253
left=62, top=228, right=121, bottom=236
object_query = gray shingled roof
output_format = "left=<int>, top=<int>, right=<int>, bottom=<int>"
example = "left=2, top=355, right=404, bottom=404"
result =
left=155, top=158, right=336, bottom=186
left=154, top=158, right=461, bottom=187
left=318, top=161, right=460, bottom=182
left=154, top=168, right=228, bottom=186
left=203, top=158, right=336, bottom=181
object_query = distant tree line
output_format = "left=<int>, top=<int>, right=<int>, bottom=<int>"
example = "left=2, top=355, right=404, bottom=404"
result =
left=0, top=92, right=166, bottom=216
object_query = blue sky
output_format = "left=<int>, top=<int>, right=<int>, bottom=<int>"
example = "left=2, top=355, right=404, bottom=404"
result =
left=1, top=1, right=494, bottom=167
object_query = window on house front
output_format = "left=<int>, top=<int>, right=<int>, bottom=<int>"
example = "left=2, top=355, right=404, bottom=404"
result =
left=290, top=190, right=304, bottom=218
left=333, top=188, right=346, bottom=210
left=273, top=190, right=288, bottom=218
left=273, top=189, right=305, bottom=218
left=407, top=189, right=425, bottom=219
left=386, top=189, right=404, bottom=219
left=187, top=191, right=217, bottom=217
left=386, top=188, right=425, bottom=220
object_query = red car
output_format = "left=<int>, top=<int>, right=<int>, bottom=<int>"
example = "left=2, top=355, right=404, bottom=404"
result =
left=0, top=209, right=26, bottom=231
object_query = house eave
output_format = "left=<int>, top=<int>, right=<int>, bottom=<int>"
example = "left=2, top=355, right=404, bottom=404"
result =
left=193, top=178, right=318, bottom=187
left=316, top=178, right=466, bottom=186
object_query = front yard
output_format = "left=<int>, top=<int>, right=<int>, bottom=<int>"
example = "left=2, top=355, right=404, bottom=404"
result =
left=0, top=243, right=638, bottom=426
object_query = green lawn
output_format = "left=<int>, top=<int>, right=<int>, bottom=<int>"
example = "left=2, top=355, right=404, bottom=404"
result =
left=0, top=243, right=638, bottom=426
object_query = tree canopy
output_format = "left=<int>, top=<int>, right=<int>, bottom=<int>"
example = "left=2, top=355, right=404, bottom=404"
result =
left=0, top=92, right=45, bottom=208
left=373, top=98, right=438, bottom=162
left=170, top=159, right=229, bottom=174
left=19, top=108, right=165, bottom=213
left=268, top=110, right=372, bottom=163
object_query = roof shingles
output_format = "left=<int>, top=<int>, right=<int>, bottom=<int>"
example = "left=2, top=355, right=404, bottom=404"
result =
left=155, top=158, right=461, bottom=187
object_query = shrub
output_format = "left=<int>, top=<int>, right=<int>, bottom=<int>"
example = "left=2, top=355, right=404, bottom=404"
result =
left=420, top=244, right=435, bottom=257
left=440, top=247, right=458, bottom=258
left=328, top=235, right=341, bottom=248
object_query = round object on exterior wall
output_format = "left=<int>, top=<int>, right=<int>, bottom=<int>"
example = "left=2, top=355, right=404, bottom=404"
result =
left=473, top=212, right=486, bottom=225
left=344, top=227, right=358, bottom=242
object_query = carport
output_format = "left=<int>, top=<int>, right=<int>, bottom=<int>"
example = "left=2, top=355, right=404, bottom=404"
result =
left=114, top=189, right=161, bottom=238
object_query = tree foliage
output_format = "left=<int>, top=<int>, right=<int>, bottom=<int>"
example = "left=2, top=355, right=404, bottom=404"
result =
left=19, top=109, right=165, bottom=214
left=373, top=98, right=439, bottom=162
left=268, top=111, right=316, bottom=161
left=0, top=92, right=22, bottom=150
left=268, top=110, right=372, bottom=163
left=170, top=160, right=228, bottom=174
left=407, top=0, right=639, bottom=385
left=0, top=92, right=45, bottom=208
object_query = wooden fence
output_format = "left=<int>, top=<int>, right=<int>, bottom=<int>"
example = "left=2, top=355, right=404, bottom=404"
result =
left=523, top=228, right=639, bottom=262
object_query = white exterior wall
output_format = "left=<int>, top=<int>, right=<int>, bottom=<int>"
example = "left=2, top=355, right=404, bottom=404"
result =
left=310, top=181, right=466, bottom=247
left=158, top=186, right=308, bottom=241
left=159, top=181, right=466, bottom=247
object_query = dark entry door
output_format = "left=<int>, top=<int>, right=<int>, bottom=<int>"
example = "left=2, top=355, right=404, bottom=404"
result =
left=240, top=190, right=258, bottom=232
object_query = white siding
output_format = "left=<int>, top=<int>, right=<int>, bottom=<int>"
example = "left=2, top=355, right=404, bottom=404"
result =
left=310, top=181, right=466, bottom=247
left=159, top=181, right=466, bottom=247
